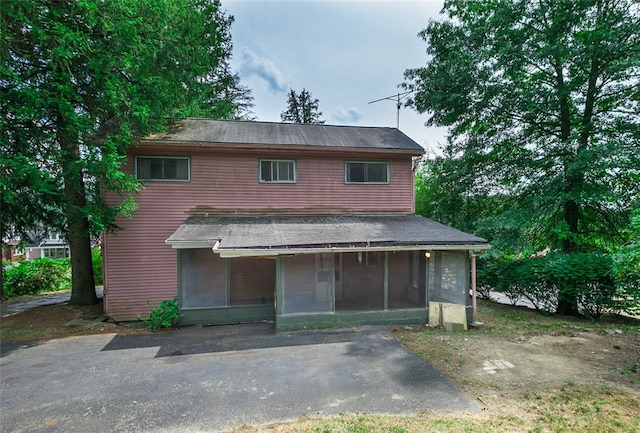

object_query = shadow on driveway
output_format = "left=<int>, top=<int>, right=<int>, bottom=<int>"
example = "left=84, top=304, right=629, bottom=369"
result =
left=1, top=323, right=479, bottom=433
left=101, top=322, right=382, bottom=357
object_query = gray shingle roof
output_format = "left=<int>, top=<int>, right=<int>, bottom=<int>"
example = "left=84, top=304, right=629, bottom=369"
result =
left=166, top=214, right=488, bottom=251
left=144, top=119, right=424, bottom=153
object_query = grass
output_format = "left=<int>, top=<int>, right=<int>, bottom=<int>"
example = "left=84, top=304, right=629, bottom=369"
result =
left=227, top=388, right=639, bottom=433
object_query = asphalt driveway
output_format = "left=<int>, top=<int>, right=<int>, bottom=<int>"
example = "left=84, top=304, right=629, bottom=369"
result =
left=0, top=323, right=478, bottom=432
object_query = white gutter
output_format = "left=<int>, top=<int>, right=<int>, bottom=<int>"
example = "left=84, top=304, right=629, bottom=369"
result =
left=211, top=243, right=490, bottom=258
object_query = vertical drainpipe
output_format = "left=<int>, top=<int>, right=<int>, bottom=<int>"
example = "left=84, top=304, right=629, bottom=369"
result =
left=471, top=251, right=477, bottom=324
left=425, top=251, right=431, bottom=323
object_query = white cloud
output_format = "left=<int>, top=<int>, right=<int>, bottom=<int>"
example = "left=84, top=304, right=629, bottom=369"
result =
left=239, top=48, right=289, bottom=94
left=331, top=107, right=363, bottom=125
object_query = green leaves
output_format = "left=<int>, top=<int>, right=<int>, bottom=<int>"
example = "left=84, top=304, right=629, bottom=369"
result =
left=479, top=252, right=633, bottom=319
left=1, top=0, right=251, bottom=301
left=143, top=298, right=182, bottom=331
left=406, top=0, right=640, bottom=253
left=4, top=258, right=71, bottom=298
left=1, top=0, right=246, bottom=239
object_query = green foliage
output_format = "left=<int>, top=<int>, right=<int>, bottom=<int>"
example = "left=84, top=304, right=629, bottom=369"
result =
left=143, top=299, right=182, bottom=331
left=612, top=209, right=640, bottom=315
left=551, top=253, right=617, bottom=319
left=404, top=0, right=640, bottom=256
left=280, top=88, right=325, bottom=124
left=4, top=258, right=71, bottom=298
left=414, top=154, right=507, bottom=236
left=1, top=0, right=250, bottom=303
left=483, top=252, right=632, bottom=319
left=92, top=248, right=103, bottom=286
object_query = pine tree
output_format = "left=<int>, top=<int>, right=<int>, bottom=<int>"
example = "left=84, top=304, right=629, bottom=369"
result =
left=280, top=88, right=325, bottom=124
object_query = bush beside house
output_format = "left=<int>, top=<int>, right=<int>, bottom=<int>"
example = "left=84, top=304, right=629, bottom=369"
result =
left=477, top=253, right=638, bottom=319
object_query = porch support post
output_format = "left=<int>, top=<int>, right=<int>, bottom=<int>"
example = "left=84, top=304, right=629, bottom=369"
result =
left=471, top=252, right=477, bottom=323
left=275, top=257, right=283, bottom=317
left=383, top=251, right=389, bottom=311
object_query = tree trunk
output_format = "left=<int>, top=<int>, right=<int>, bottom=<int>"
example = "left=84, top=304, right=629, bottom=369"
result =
left=556, top=194, right=581, bottom=316
left=555, top=61, right=580, bottom=316
left=58, top=120, right=98, bottom=306
left=557, top=49, right=599, bottom=317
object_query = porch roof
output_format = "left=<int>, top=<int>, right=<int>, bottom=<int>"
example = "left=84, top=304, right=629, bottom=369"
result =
left=166, top=214, right=489, bottom=256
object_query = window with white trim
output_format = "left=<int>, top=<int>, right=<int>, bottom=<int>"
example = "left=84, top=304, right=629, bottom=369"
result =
left=259, top=159, right=296, bottom=183
left=345, top=161, right=389, bottom=183
left=135, top=156, right=190, bottom=181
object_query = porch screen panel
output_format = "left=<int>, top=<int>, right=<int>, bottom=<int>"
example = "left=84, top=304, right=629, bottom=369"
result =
left=230, top=257, right=275, bottom=305
left=388, top=251, right=425, bottom=309
left=180, top=248, right=227, bottom=308
left=339, top=252, right=384, bottom=311
left=282, top=255, right=332, bottom=314
left=431, top=251, right=468, bottom=304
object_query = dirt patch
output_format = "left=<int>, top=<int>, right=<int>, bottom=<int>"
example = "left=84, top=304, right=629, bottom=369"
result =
left=0, top=298, right=152, bottom=342
left=394, top=299, right=640, bottom=425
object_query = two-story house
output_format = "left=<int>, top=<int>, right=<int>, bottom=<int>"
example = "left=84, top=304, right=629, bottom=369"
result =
left=2, top=230, right=71, bottom=262
left=103, top=119, right=488, bottom=330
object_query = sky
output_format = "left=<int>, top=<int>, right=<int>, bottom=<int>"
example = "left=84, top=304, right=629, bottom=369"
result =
left=222, top=0, right=449, bottom=152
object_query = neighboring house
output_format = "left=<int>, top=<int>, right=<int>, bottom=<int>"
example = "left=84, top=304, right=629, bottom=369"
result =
left=24, top=231, right=70, bottom=261
left=103, top=119, right=489, bottom=330
left=1, top=238, right=20, bottom=262
left=2, top=231, right=70, bottom=262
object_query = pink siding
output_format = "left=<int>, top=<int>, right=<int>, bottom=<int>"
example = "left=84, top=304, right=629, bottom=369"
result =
left=130, top=146, right=415, bottom=214
left=104, top=145, right=417, bottom=321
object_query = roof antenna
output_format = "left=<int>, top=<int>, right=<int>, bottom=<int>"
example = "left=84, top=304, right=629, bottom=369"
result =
left=368, top=90, right=413, bottom=129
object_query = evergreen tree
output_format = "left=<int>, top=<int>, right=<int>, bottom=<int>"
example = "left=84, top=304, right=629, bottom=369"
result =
left=280, top=88, right=325, bottom=124
left=1, top=0, right=243, bottom=303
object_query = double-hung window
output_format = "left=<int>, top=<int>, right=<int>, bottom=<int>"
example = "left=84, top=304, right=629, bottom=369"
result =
left=135, top=156, right=190, bottom=181
left=259, top=159, right=296, bottom=183
left=345, top=161, right=389, bottom=184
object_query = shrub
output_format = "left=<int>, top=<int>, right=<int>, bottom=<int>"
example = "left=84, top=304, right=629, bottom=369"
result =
left=142, top=298, right=182, bottom=331
left=4, top=258, right=71, bottom=298
left=494, top=258, right=525, bottom=305
left=476, top=255, right=498, bottom=298
left=485, top=252, right=619, bottom=319
left=92, top=248, right=103, bottom=286
left=550, top=253, right=618, bottom=320
left=612, top=211, right=640, bottom=315
left=513, top=255, right=558, bottom=313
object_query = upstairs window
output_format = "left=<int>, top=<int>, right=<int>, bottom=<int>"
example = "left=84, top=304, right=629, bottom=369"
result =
left=135, top=156, right=190, bottom=181
left=259, top=159, right=296, bottom=183
left=345, top=161, right=389, bottom=184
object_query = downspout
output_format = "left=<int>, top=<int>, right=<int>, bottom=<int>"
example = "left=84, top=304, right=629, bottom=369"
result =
left=471, top=252, right=477, bottom=324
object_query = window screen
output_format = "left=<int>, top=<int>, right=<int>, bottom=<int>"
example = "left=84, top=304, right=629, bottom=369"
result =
left=180, top=249, right=227, bottom=308
left=345, top=161, right=389, bottom=183
left=431, top=251, right=468, bottom=304
left=259, top=159, right=296, bottom=183
left=281, top=255, right=333, bottom=314
left=136, top=156, right=189, bottom=181
left=388, top=251, right=426, bottom=309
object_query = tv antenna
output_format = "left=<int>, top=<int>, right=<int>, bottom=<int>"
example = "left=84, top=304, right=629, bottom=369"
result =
left=368, top=90, right=413, bottom=129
